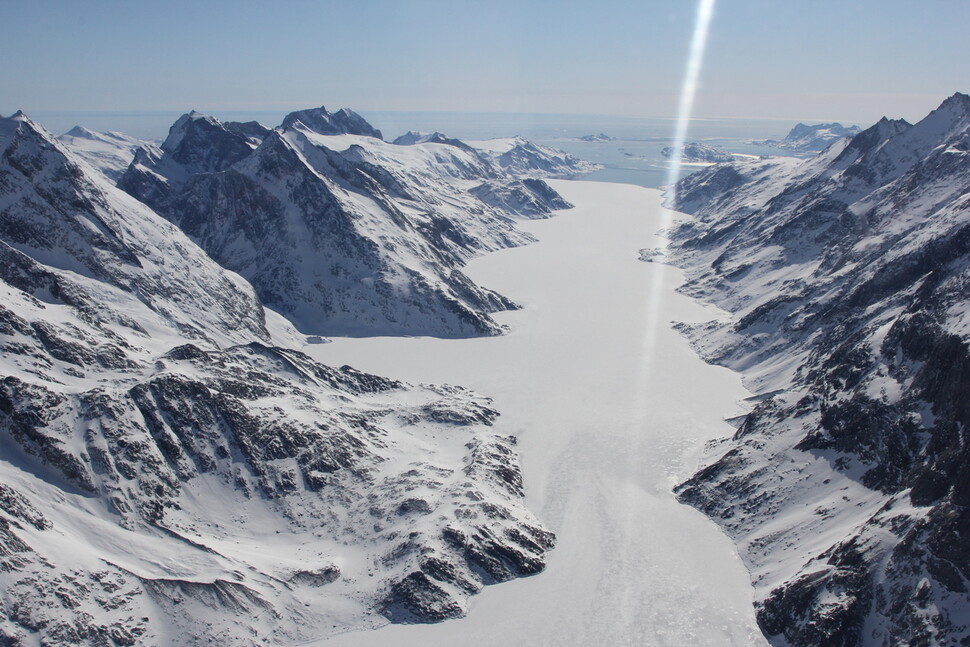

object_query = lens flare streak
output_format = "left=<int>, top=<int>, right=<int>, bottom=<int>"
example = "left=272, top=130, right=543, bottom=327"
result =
left=634, top=0, right=717, bottom=419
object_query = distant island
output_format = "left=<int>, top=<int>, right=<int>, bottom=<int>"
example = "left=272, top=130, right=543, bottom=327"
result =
left=661, top=141, right=735, bottom=163
left=757, top=121, right=862, bottom=153
left=578, top=132, right=616, bottom=142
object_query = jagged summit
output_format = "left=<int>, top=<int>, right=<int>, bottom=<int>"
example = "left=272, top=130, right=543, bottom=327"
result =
left=163, top=110, right=219, bottom=145
left=831, top=115, right=910, bottom=161
left=940, top=90, right=970, bottom=109
left=910, top=90, right=970, bottom=138
left=0, top=110, right=270, bottom=347
left=0, top=110, right=32, bottom=146
left=160, top=110, right=256, bottom=173
left=280, top=105, right=383, bottom=139
left=2, top=109, right=36, bottom=127
left=786, top=121, right=855, bottom=138
left=0, top=110, right=67, bottom=157
left=224, top=119, right=272, bottom=145
left=393, top=130, right=431, bottom=145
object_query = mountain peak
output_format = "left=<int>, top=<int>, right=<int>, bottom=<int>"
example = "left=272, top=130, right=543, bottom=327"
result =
left=940, top=91, right=970, bottom=109
left=891, top=92, right=970, bottom=153
left=926, top=91, right=970, bottom=126
left=839, top=116, right=910, bottom=156
left=64, top=125, right=99, bottom=139
left=0, top=110, right=46, bottom=151
left=280, top=105, right=383, bottom=139
left=160, top=110, right=255, bottom=174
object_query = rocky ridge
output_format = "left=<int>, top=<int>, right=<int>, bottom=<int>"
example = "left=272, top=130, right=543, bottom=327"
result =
left=662, top=92, right=970, bottom=646
left=465, top=135, right=602, bottom=179
left=114, top=108, right=581, bottom=337
left=0, top=111, right=557, bottom=645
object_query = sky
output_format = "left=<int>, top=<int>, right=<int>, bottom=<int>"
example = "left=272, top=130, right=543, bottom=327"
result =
left=1, top=0, right=968, bottom=126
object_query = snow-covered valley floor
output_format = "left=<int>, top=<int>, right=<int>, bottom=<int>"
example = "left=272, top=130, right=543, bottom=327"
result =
left=305, top=180, right=769, bottom=646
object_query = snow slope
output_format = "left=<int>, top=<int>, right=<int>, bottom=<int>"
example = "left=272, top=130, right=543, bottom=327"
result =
left=57, top=126, right=160, bottom=182
left=758, top=121, right=863, bottom=154
left=464, top=136, right=602, bottom=178
left=306, top=181, right=767, bottom=646
left=666, top=92, right=970, bottom=646
left=0, top=113, right=554, bottom=645
left=118, top=109, right=577, bottom=338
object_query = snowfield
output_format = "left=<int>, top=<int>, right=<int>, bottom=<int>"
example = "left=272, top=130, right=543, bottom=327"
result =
left=308, top=180, right=768, bottom=646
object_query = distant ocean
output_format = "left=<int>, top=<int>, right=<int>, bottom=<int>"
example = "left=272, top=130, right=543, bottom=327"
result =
left=26, top=109, right=837, bottom=189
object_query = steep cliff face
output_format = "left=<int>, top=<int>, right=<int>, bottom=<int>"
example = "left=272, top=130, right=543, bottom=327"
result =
left=0, top=111, right=269, bottom=349
left=0, top=113, right=554, bottom=645
left=664, top=93, right=970, bottom=646
left=117, top=109, right=576, bottom=338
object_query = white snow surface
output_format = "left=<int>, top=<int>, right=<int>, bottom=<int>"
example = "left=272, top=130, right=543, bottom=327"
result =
left=57, top=126, right=160, bottom=182
left=0, top=114, right=557, bottom=644
left=463, top=137, right=522, bottom=154
left=663, top=93, right=970, bottom=645
left=464, top=136, right=602, bottom=177
left=306, top=180, right=767, bottom=646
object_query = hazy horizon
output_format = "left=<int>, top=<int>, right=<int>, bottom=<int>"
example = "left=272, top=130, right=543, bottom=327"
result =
left=24, top=107, right=849, bottom=142
left=3, top=0, right=967, bottom=128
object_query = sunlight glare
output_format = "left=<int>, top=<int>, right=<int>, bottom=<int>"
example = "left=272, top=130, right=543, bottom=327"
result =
left=634, top=0, right=717, bottom=432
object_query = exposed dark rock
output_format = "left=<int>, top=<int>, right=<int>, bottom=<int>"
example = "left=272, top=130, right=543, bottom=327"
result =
left=668, top=93, right=970, bottom=646
left=281, top=106, right=383, bottom=139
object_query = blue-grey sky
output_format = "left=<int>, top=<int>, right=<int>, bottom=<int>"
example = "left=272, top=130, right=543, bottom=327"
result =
left=2, top=0, right=967, bottom=125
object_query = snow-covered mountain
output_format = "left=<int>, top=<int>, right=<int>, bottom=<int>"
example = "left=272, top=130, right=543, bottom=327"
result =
left=392, top=131, right=476, bottom=151
left=0, top=111, right=555, bottom=645
left=465, top=136, right=602, bottom=178
left=759, top=121, right=863, bottom=154
left=661, top=141, right=735, bottom=163
left=117, top=108, right=576, bottom=338
left=663, top=92, right=970, bottom=646
left=57, top=126, right=161, bottom=182
left=281, top=106, right=383, bottom=139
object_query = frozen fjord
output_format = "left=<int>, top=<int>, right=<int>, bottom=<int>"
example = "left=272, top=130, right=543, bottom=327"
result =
left=308, top=180, right=769, bottom=646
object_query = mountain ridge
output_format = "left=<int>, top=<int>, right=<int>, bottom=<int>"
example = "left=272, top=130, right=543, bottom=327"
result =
left=664, top=92, right=970, bottom=646
left=0, top=110, right=559, bottom=645
left=114, top=109, right=584, bottom=338
left=758, top=121, right=864, bottom=154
